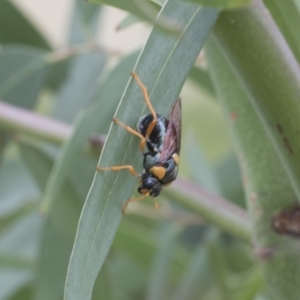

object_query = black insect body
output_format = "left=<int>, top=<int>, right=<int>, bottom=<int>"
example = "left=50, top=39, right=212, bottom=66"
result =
left=137, top=114, right=168, bottom=153
left=97, top=72, right=181, bottom=213
left=138, top=98, right=181, bottom=201
left=142, top=153, right=179, bottom=185
left=139, top=154, right=179, bottom=196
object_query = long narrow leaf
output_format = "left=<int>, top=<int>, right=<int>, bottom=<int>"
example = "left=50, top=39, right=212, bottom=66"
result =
left=212, top=0, right=300, bottom=201
left=41, top=53, right=137, bottom=213
left=64, top=2, right=219, bottom=299
left=263, top=0, right=300, bottom=64
left=206, top=36, right=300, bottom=300
left=184, top=0, right=252, bottom=8
left=146, top=224, right=178, bottom=300
left=0, top=0, right=51, bottom=49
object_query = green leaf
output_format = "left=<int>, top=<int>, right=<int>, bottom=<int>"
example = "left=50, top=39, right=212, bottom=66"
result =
left=170, top=244, right=213, bottom=300
left=206, top=35, right=300, bottom=300
left=7, top=285, right=33, bottom=300
left=45, top=56, right=72, bottom=91
left=232, top=268, right=264, bottom=300
left=0, top=270, right=32, bottom=300
left=146, top=224, right=178, bottom=300
left=19, top=143, right=83, bottom=300
left=0, top=0, right=51, bottom=50
left=93, top=51, right=141, bottom=134
left=68, top=0, right=101, bottom=44
left=213, top=153, right=245, bottom=207
left=295, top=0, right=300, bottom=10
left=184, top=0, right=253, bottom=8
left=88, top=0, right=179, bottom=33
left=150, top=0, right=166, bottom=6
left=112, top=218, right=188, bottom=280
left=112, top=218, right=158, bottom=267
left=91, top=265, right=114, bottom=300
left=207, top=232, right=231, bottom=299
left=101, top=253, right=146, bottom=298
left=116, top=14, right=142, bottom=31
left=180, top=83, right=231, bottom=162
left=64, top=2, right=219, bottom=300
left=212, top=1, right=300, bottom=202
left=0, top=212, right=41, bottom=300
left=0, top=252, right=33, bottom=269
left=0, top=158, right=39, bottom=229
left=185, top=135, right=221, bottom=195
left=41, top=52, right=137, bottom=212
left=52, top=53, right=106, bottom=123
left=188, top=65, right=215, bottom=97
left=263, top=0, right=300, bottom=64
left=34, top=199, right=82, bottom=300
left=88, top=0, right=159, bottom=19
left=0, top=46, right=49, bottom=109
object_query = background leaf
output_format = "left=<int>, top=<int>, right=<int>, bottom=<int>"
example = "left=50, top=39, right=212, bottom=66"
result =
left=41, top=52, right=138, bottom=212
left=146, top=224, right=178, bottom=300
left=51, top=53, right=106, bottom=123
left=19, top=143, right=83, bottom=300
left=183, top=0, right=253, bottom=8
left=88, top=0, right=160, bottom=21
left=0, top=0, right=51, bottom=49
left=263, top=0, right=300, bottom=64
left=212, top=1, right=300, bottom=201
left=68, top=0, right=102, bottom=44
left=206, top=34, right=300, bottom=299
left=0, top=46, right=49, bottom=109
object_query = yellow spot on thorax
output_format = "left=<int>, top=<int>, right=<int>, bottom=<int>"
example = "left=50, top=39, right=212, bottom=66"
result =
left=149, top=166, right=166, bottom=180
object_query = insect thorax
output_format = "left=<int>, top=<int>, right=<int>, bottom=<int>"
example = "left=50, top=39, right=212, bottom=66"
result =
left=143, top=153, right=178, bottom=185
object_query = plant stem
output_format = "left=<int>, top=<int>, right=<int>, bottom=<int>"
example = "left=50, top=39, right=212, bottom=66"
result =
left=0, top=101, right=71, bottom=144
left=212, top=0, right=300, bottom=202
left=164, top=178, right=251, bottom=242
left=210, top=6, right=300, bottom=293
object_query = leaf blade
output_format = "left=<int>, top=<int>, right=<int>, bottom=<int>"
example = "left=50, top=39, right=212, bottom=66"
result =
left=0, top=0, right=51, bottom=49
left=64, top=2, right=219, bottom=300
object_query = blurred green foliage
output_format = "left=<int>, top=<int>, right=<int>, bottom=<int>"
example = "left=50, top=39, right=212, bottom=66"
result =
left=0, top=0, right=299, bottom=299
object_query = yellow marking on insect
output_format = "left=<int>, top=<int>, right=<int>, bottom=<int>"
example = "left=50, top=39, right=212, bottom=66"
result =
left=172, top=153, right=179, bottom=165
left=149, top=166, right=166, bottom=180
left=131, top=72, right=157, bottom=141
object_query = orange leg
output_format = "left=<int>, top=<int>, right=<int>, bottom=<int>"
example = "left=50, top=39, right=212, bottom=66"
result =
left=131, top=72, right=157, bottom=140
left=97, top=165, right=140, bottom=177
left=122, top=193, right=150, bottom=214
left=113, top=117, right=146, bottom=152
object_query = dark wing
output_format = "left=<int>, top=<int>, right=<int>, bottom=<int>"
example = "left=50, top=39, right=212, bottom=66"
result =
left=160, top=98, right=181, bottom=162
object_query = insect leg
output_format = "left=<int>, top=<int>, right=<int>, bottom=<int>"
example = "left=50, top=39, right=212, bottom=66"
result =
left=131, top=72, right=157, bottom=140
left=122, top=193, right=150, bottom=214
left=113, top=117, right=146, bottom=152
left=97, top=165, right=140, bottom=177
